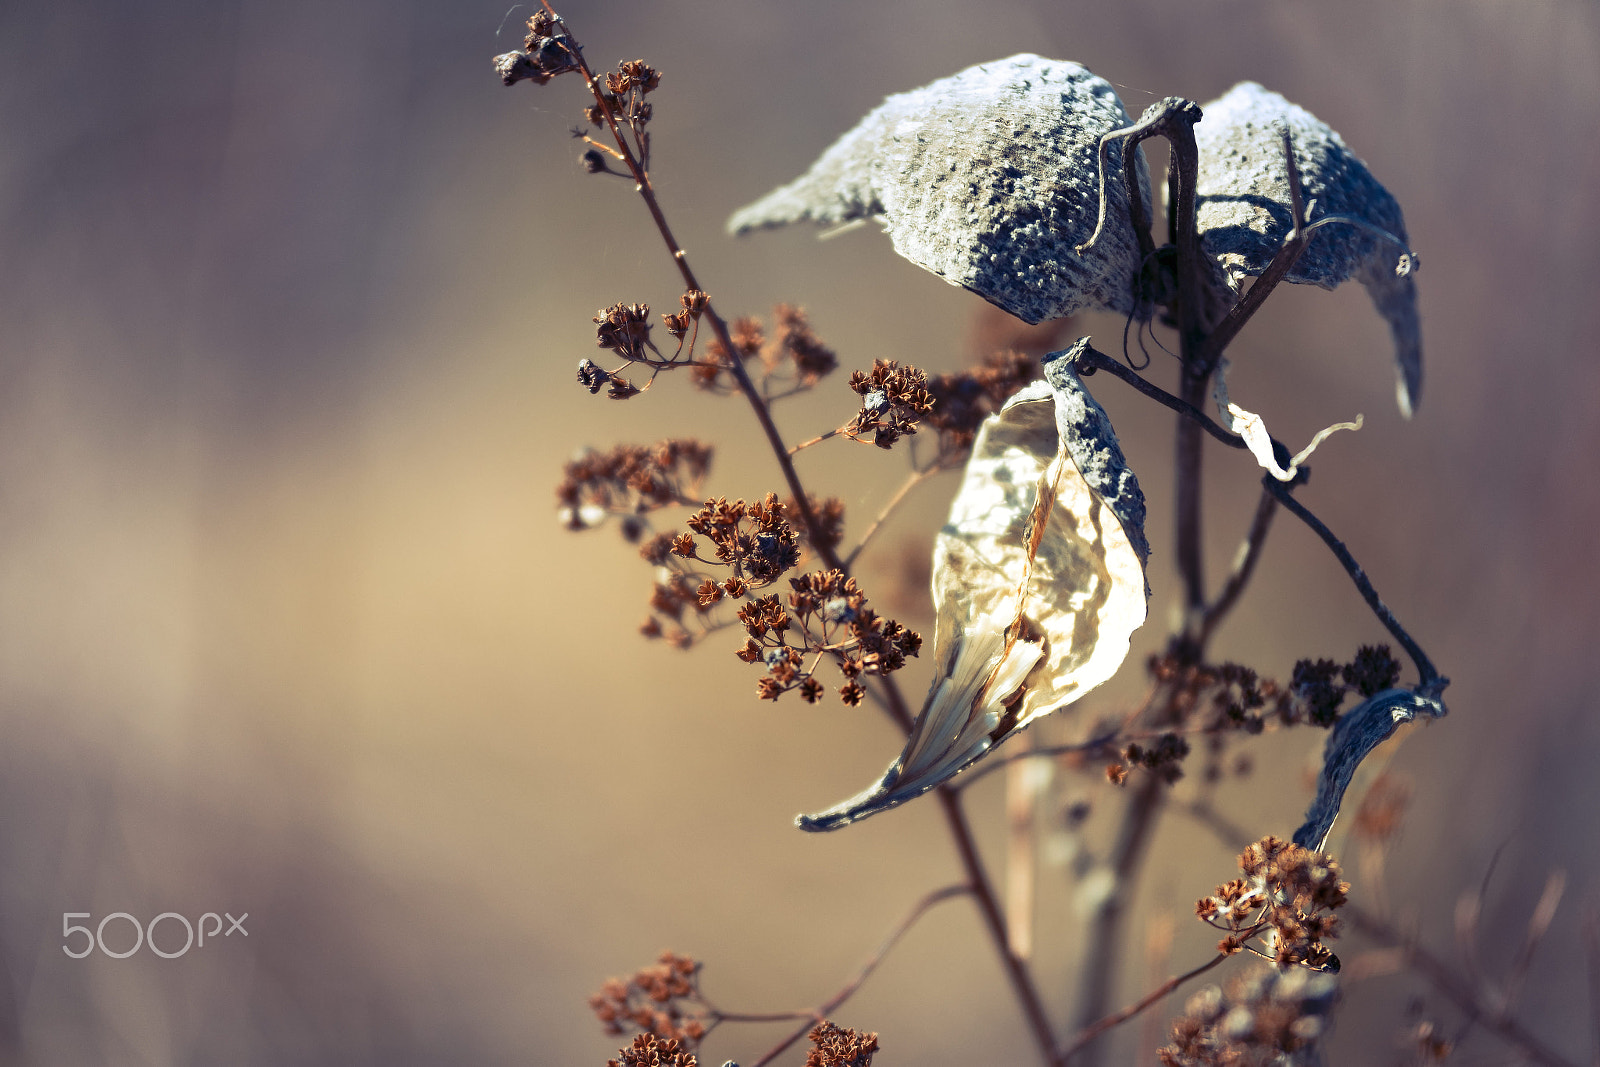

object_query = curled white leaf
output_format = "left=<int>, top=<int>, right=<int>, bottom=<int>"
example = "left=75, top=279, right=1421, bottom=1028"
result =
left=799, top=340, right=1149, bottom=831
left=1213, top=359, right=1362, bottom=482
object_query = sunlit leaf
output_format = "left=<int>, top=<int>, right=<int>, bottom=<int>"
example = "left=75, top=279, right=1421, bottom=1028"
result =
left=799, top=340, right=1149, bottom=831
left=729, top=55, right=1153, bottom=323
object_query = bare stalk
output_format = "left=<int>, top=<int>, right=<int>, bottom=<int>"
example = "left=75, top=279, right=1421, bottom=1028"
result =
left=842, top=460, right=954, bottom=570
left=1060, top=952, right=1228, bottom=1061
left=1261, top=478, right=1442, bottom=688
left=1067, top=771, right=1166, bottom=1065
left=746, top=884, right=971, bottom=1067
left=1192, top=487, right=1279, bottom=648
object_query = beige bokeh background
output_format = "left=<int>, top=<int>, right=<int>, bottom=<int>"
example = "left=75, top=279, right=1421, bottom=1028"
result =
left=0, top=0, right=1596, bottom=1063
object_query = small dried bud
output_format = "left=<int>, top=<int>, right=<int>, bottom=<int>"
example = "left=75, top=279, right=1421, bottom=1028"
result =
left=581, top=149, right=607, bottom=174
left=578, top=358, right=608, bottom=394
left=680, top=290, right=709, bottom=316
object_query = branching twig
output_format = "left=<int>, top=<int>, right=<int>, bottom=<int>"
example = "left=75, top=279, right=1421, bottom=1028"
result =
left=746, top=884, right=971, bottom=1067
left=842, top=459, right=956, bottom=570
left=1261, top=477, right=1442, bottom=689
left=1192, top=486, right=1279, bottom=648
left=1060, top=952, right=1229, bottom=1062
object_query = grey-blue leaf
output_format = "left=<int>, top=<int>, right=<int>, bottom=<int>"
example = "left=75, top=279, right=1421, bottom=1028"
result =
left=1292, top=686, right=1447, bottom=850
left=729, top=55, right=1152, bottom=323
left=1193, top=82, right=1423, bottom=415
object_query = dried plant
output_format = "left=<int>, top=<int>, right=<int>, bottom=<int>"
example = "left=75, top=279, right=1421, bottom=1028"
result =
left=493, top=9, right=1588, bottom=1066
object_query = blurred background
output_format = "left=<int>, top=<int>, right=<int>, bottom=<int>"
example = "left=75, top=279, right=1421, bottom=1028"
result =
left=0, top=0, right=1596, bottom=1063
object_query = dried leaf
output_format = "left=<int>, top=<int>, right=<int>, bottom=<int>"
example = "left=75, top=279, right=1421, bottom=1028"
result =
left=729, top=55, right=1153, bottom=323
left=1293, top=687, right=1446, bottom=850
left=1192, top=82, right=1423, bottom=415
left=1213, top=357, right=1363, bottom=481
left=799, top=340, right=1148, bottom=831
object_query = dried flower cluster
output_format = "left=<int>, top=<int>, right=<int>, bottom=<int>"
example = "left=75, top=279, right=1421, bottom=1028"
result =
left=843, top=359, right=935, bottom=449
left=607, top=1033, right=697, bottom=1067
left=589, top=952, right=710, bottom=1053
left=1196, top=837, right=1348, bottom=971
left=1290, top=643, right=1403, bottom=726
left=922, top=349, right=1039, bottom=451
left=557, top=439, right=713, bottom=533
left=587, top=58, right=661, bottom=168
left=1159, top=965, right=1339, bottom=1066
left=582, top=290, right=715, bottom=398
left=494, top=11, right=580, bottom=87
left=804, top=1021, right=880, bottom=1067
left=736, top=569, right=922, bottom=704
left=693, top=305, right=837, bottom=397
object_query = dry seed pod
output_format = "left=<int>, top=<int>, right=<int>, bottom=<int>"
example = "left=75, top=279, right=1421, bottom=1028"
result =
left=729, top=55, right=1153, bottom=323
left=1192, top=82, right=1423, bottom=415
left=799, top=340, right=1149, bottom=831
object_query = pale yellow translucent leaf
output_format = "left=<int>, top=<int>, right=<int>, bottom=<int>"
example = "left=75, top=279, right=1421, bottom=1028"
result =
left=799, top=340, right=1149, bottom=830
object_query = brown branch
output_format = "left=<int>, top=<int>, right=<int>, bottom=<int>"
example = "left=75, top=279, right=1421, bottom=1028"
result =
left=1060, top=952, right=1229, bottom=1062
left=842, top=460, right=954, bottom=570
left=560, top=25, right=842, bottom=572
left=1067, top=771, right=1167, bottom=1066
left=746, top=884, right=970, bottom=1067
left=1345, top=906, right=1583, bottom=1067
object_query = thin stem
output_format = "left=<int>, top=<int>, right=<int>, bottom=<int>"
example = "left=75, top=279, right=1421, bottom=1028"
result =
left=1344, top=907, right=1583, bottom=1067
left=1067, top=771, right=1166, bottom=1066
left=953, top=730, right=1123, bottom=792
left=1060, top=953, right=1229, bottom=1061
left=842, top=461, right=953, bottom=570
left=788, top=428, right=843, bottom=455
left=1191, top=129, right=1312, bottom=378
left=936, top=788, right=1065, bottom=1066
left=746, top=884, right=971, bottom=1067
left=1192, top=487, right=1279, bottom=648
left=1072, top=347, right=1249, bottom=453
left=564, top=32, right=841, bottom=570
left=1261, top=477, right=1442, bottom=688
left=1175, top=370, right=1209, bottom=624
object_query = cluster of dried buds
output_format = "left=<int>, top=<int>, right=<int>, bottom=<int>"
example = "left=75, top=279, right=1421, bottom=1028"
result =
left=556, top=439, right=712, bottom=533
left=1160, top=964, right=1339, bottom=1067
left=735, top=569, right=922, bottom=705
left=1196, top=836, right=1348, bottom=972
left=493, top=11, right=580, bottom=87
left=1289, top=644, right=1403, bottom=726
left=607, top=1034, right=697, bottom=1067
left=692, top=305, right=838, bottom=398
left=581, top=290, right=714, bottom=399
left=803, top=1022, right=880, bottom=1067
left=921, top=350, right=1038, bottom=451
left=589, top=952, right=710, bottom=1053
left=635, top=494, right=800, bottom=649
left=844, top=360, right=935, bottom=449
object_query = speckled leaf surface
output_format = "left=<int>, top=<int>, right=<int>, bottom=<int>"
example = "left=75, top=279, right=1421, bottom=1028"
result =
left=799, top=342, right=1148, bottom=831
left=729, top=55, right=1152, bottom=323
left=1193, top=82, right=1423, bottom=414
